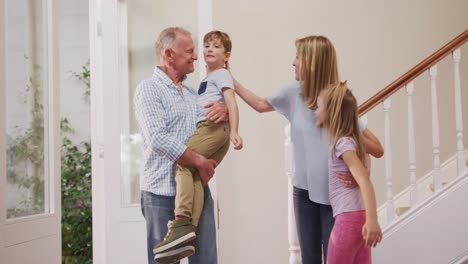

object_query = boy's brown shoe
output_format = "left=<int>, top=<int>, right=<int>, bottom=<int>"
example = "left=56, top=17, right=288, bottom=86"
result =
left=154, top=241, right=195, bottom=264
left=153, top=218, right=196, bottom=255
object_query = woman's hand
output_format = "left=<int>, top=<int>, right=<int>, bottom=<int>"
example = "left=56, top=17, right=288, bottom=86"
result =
left=337, top=172, right=358, bottom=188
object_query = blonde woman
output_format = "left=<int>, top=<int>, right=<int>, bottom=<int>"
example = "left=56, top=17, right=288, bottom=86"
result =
left=233, top=36, right=383, bottom=263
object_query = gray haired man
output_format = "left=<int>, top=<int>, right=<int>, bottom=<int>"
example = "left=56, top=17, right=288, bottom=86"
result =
left=134, top=27, right=226, bottom=264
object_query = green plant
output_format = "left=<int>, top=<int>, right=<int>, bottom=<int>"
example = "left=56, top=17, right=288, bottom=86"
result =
left=61, top=123, right=92, bottom=264
left=61, top=62, right=92, bottom=264
left=69, top=61, right=90, bottom=98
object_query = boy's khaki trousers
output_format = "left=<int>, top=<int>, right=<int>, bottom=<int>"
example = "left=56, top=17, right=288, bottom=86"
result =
left=175, top=120, right=230, bottom=226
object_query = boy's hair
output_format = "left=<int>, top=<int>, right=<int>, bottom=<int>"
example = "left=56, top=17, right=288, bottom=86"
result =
left=296, top=36, right=339, bottom=110
left=326, top=81, right=366, bottom=165
left=203, top=30, right=232, bottom=52
left=155, top=27, right=191, bottom=63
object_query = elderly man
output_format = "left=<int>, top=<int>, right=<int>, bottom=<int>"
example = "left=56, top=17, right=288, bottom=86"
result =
left=134, top=27, right=226, bottom=264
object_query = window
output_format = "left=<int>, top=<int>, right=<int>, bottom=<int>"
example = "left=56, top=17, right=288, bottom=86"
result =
left=5, top=0, right=49, bottom=218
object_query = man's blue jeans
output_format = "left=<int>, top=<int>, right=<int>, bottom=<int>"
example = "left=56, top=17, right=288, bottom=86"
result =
left=141, top=187, right=217, bottom=264
left=293, top=187, right=334, bottom=264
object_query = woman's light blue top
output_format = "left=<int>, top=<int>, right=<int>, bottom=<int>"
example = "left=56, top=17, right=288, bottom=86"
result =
left=268, top=81, right=365, bottom=205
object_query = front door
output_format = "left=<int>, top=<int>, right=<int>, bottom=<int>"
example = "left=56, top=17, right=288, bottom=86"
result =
left=0, top=0, right=61, bottom=263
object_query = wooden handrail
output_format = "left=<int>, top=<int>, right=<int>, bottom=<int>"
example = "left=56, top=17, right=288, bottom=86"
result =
left=359, top=29, right=468, bottom=116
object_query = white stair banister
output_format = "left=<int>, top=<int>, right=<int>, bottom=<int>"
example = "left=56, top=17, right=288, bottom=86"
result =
left=406, top=82, right=418, bottom=206
left=285, top=124, right=301, bottom=264
left=430, top=66, right=442, bottom=191
left=383, top=98, right=395, bottom=222
left=453, top=48, right=466, bottom=177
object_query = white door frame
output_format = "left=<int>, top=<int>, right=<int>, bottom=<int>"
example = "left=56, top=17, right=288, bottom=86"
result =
left=90, top=0, right=147, bottom=263
left=0, top=0, right=61, bottom=263
left=0, top=0, right=6, bottom=258
left=90, top=0, right=214, bottom=263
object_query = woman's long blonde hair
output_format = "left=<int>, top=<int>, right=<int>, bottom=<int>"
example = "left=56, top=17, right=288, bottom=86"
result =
left=296, top=36, right=339, bottom=110
left=326, top=82, right=366, bottom=165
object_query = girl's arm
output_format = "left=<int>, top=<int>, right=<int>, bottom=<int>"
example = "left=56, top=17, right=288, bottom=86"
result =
left=223, top=89, right=243, bottom=150
left=342, top=151, right=382, bottom=247
left=362, top=128, right=384, bottom=158
left=337, top=152, right=371, bottom=187
left=340, top=133, right=379, bottom=187
left=233, top=78, right=274, bottom=113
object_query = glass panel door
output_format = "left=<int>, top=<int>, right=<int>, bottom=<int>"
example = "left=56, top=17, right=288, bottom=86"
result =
left=1, top=0, right=61, bottom=263
left=5, top=0, right=49, bottom=219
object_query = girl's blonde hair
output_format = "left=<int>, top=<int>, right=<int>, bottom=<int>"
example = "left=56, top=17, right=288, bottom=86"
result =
left=296, top=36, right=339, bottom=110
left=326, top=82, right=366, bottom=165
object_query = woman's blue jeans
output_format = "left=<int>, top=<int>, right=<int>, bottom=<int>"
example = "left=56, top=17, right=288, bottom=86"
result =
left=294, top=187, right=334, bottom=264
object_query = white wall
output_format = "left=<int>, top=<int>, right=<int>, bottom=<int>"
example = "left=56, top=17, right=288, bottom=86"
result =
left=213, top=1, right=468, bottom=263
left=59, top=0, right=90, bottom=144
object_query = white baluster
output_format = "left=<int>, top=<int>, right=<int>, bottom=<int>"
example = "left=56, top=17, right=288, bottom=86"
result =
left=430, top=66, right=442, bottom=191
left=453, top=49, right=466, bottom=177
left=285, top=124, right=301, bottom=264
left=406, top=82, right=418, bottom=206
left=383, top=99, right=395, bottom=222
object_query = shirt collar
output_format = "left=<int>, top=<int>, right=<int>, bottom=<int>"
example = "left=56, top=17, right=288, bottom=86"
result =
left=153, top=66, right=187, bottom=87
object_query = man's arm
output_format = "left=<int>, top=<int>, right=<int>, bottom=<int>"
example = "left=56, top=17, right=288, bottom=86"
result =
left=134, top=84, right=218, bottom=185
left=177, top=148, right=217, bottom=186
left=205, top=101, right=229, bottom=124
left=134, top=83, right=187, bottom=162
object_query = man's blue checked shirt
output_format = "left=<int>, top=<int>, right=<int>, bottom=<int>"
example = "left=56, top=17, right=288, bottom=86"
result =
left=134, top=67, right=200, bottom=196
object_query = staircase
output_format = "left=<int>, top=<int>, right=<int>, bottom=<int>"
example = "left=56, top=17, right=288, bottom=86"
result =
left=374, top=169, right=468, bottom=264
left=364, top=30, right=468, bottom=263
left=379, top=154, right=468, bottom=226
left=286, top=30, right=468, bottom=264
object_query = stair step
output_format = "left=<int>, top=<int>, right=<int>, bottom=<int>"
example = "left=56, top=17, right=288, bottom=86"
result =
left=429, top=182, right=448, bottom=192
left=395, top=206, right=411, bottom=217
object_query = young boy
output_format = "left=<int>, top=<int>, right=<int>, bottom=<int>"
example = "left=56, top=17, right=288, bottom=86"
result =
left=153, top=30, right=242, bottom=263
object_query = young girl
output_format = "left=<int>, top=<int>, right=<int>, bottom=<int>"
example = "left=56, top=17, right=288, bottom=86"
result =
left=315, top=82, right=382, bottom=264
